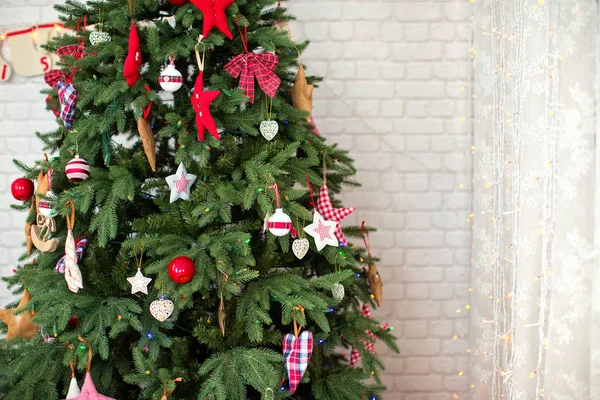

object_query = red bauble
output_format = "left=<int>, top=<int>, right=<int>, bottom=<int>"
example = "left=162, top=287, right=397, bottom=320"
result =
left=11, top=178, right=34, bottom=201
left=168, top=0, right=187, bottom=5
left=168, top=256, right=196, bottom=284
left=68, top=315, right=80, bottom=329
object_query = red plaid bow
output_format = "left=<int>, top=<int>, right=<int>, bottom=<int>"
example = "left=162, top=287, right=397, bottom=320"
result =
left=224, top=52, right=281, bottom=103
left=350, top=304, right=388, bottom=367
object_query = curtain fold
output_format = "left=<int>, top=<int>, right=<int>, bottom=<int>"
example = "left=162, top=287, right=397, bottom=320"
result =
left=470, top=1, right=600, bottom=399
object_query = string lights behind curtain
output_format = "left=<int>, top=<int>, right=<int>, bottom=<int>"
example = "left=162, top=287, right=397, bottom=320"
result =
left=470, top=1, right=600, bottom=399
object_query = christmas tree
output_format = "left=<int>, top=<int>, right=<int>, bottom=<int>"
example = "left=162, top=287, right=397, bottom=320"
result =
left=0, top=0, right=398, bottom=399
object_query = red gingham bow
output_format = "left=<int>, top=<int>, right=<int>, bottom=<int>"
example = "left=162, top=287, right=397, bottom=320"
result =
left=223, top=52, right=281, bottom=103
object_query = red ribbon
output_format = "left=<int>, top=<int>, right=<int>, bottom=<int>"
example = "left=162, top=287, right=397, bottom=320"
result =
left=143, top=84, right=152, bottom=121
left=268, top=221, right=292, bottom=229
left=269, top=183, right=281, bottom=207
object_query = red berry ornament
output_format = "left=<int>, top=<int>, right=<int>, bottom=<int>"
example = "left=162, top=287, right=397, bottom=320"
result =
left=168, top=256, right=195, bottom=284
left=11, top=178, right=34, bottom=201
left=168, top=0, right=187, bottom=5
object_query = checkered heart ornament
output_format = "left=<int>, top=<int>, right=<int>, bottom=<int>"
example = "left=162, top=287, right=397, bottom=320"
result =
left=282, top=306, right=313, bottom=394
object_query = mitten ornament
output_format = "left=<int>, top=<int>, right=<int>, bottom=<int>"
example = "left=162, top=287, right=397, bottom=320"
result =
left=64, top=201, right=83, bottom=293
left=70, top=337, right=116, bottom=400
left=0, top=289, right=39, bottom=339
left=189, top=0, right=234, bottom=39
left=123, top=20, right=141, bottom=87
left=224, top=24, right=280, bottom=103
left=283, top=306, right=313, bottom=394
left=191, top=37, right=220, bottom=141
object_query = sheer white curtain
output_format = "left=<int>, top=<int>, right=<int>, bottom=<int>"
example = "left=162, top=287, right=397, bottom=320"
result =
left=470, top=1, right=600, bottom=399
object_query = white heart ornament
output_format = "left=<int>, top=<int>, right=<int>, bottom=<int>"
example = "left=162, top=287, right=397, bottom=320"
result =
left=331, top=283, right=345, bottom=300
left=89, top=31, right=111, bottom=46
left=292, top=238, right=310, bottom=259
left=260, top=120, right=279, bottom=141
left=150, top=299, right=174, bottom=322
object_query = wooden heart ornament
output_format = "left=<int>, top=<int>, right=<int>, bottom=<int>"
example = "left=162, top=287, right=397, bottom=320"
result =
left=150, top=298, right=174, bottom=322
left=283, top=330, right=313, bottom=394
left=292, top=238, right=309, bottom=259
left=259, top=120, right=279, bottom=141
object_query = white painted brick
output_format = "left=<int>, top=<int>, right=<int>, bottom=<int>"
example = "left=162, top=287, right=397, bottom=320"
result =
left=431, top=23, right=456, bottom=41
left=396, top=82, right=446, bottom=98
left=406, top=136, right=430, bottom=152
left=430, top=321, right=454, bottom=338
left=381, top=172, right=404, bottom=192
left=381, top=99, right=405, bottom=117
left=432, top=212, right=460, bottom=229
left=444, top=43, right=470, bottom=60
left=394, top=193, right=442, bottom=211
left=394, top=4, right=443, bottom=22
left=443, top=3, right=473, bottom=22
left=396, top=267, right=444, bottom=283
left=381, top=134, right=405, bottom=152
left=380, top=22, right=404, bottom=42
left=405, top=175, right=430, bottom=193
left=345, top=81, right=394, bottom=99
left=355, top=61, right=382, bottom=79
left=404, top=24, right=429, bottom=42
left=381, top=63, right=406, bottom=80
left=396, top=231, right=445, bottom=248
left=431, top=174, right=456, bottom=192
left=380, top=213, right=406, bottom=230
left=430, top=100, right=455, bottom=118
left=303, top=22, right=329, bottom=42
left=304, top=43, right=343, bottom=60
left=343, top=2, right=392, bottom=21
left=394, top=375, right=443, bottom=391
left=444, top=267, right=469, bottom=283
left=405, top=357, right=430, bottom=373
left=406, top=285, right=430, bottom=300
left=442, top=338, right=468, bottom=355
left=354, top=135, right=380, bottom=152
left=393, top=43, right=443, bottom=61
left=328, top=61, right=356, bottom=80
left=354, top=100, right=380, bottom=117
left=354, top=22, right=382, bottom=41
left=405, top=212, right=432, bottom=229
left=431, top=136, right=455, bottom=152
left=406, top=101, right=431, bottom=117
left=430, top=357, right=456, bottom=374
left=406, top=64, right=433, bottom=80
left=444, top=376, right=468, bottom=391
left=430, top=284, right=455, bottom=300
left=343, top=41, right=391, bottom=60
left=329, top=22, right=354, bottom=41
left=291, top=3, right=342, bottom=21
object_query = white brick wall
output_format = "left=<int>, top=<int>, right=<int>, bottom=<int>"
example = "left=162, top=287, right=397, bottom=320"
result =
left=0, top=1, right=472, bottom=398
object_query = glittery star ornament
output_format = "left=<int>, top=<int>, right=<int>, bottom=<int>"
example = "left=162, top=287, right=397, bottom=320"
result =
left=190, top=0, right=235, bottom=39
left=165, top=163, right=197, bottom=203
left=127, top=268, right=152, bottom=295
left=190, top=70, right=220, bottom=141
left=315, top=183, right=354, bottom=246
left=0, top=289, right=39, bottom=339
left=303, top=211, right=338, bottom=251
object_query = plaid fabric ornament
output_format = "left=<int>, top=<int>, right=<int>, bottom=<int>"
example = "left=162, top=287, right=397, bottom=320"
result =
left=56, top=235, right=88, bottom=273
left=349, top=304, right=389, bottom=367
left=283, top=330, right=313, bottom=394
left=57, top=81, right=78, bottom=130
left=315, top=183, right=354, bottom=246
left=224, top=51, right=280, bottom=103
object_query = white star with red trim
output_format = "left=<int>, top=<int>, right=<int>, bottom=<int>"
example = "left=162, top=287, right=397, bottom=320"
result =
left=165, top=163, right=197, bottom=203
left=304, top=211, right=338, bottom=251
left=316, top=183, right=354, bottom=246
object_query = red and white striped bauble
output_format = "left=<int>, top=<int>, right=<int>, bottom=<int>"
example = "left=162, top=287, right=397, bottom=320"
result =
left=267, top=208, right=292, bottom=236
left=65, top=155, right=90, bottom=182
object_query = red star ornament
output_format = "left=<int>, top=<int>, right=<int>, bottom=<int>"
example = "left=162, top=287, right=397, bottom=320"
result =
left=315, top=183, right=354, bottom=246
left=190, top=71, right=220, bottom=141
left=190, top=0, right=235, bottom=39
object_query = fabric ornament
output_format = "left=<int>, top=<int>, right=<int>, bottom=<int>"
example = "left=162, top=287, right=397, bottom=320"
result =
left=290, top=65, right=319, bottom=135
left=303, top=211, right=338, bottom=251
left=64, top=201, right=83, bottom=293
left=150, top=298, right=174, bottom=322
left=38, top=190, right=57, bottom=218
left=66, top=358, right=81, bottom=399
left=191, top=36, right=220, bottom=141
left=31, top=169, right=59, bottom=253
left=224, top=24, right=280, bottom=103
left=361, top=222, right=383, bottom=307
left=70, top=337, right=116, bottom=400
left=165, top=163, right=197, bottom=203
left=349, top=304, right=389, bottom=367
left=0, top=289, right=39, bottom=340
left=123, top=22, right=141, bottom=87
left=189, top=0, right=234, bottom=39
left=315, top=183, right=354, bottom=246
left=56, top=235, right=88, bottom=273
left=283, top=306, right=313, bottom=394
left=57, top=81, right=77, bottom=130
left=44, top=42, right=85, bottom=117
